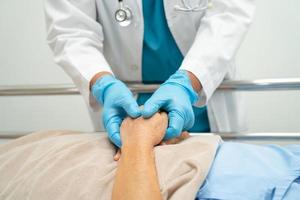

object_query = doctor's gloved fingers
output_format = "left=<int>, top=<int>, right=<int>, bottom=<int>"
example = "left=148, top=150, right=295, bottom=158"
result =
left=105, top=118, right=123, bottom=148
left=142, top=99, right=164, bottom=118
left=107, top=129, right=122, bottom=148
left=164, top=112, right=184, bottom=140
left=121, top=99, right=141, bottom=118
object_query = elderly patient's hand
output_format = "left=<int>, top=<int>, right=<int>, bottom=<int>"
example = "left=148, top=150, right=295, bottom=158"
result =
left=120, top=112, right=168, bottom=148
left=114, top=112, right=190, bottom=161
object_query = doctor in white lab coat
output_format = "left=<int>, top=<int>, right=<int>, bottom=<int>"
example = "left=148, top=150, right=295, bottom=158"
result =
left=45, top=0, right=255, bottom=147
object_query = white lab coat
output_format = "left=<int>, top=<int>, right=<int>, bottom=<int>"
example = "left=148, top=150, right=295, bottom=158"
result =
left=45, top=0, right=255, bottom=132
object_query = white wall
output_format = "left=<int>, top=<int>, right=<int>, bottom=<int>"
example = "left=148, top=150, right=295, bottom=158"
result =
left=0, top=0, right=299, bottom=134
left=236, top=0, right=300, bottom=132
left=0, top=0, right=94, bottom=133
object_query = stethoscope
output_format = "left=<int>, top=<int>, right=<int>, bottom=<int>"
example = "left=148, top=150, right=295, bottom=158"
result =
left=115, top=0, right=133, bottom=27
left=115, top=0, right=212, bottom=27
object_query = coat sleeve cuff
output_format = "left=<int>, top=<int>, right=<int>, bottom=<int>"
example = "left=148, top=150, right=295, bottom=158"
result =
left=87, top=67, right=114, bottom=112
left=67, top=63, right=113, bottom=113
left=180, top=60, right=222, bottom=107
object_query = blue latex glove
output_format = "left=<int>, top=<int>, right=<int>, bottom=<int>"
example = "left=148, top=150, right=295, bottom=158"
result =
left=92, top=75, right=141, bottom=147
left=142, top=70, right=198, bottom=140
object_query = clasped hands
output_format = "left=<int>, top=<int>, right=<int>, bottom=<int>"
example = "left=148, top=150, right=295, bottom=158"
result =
left=92, top=70, right=198, bottom=148
left=114, top=112, right=190, bottom=161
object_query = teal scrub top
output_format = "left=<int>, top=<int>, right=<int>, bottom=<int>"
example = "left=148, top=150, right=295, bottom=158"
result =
left=138, top=0, right=210, bottom=132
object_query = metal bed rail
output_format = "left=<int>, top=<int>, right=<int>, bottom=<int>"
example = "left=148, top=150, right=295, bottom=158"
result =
left=1, top=132, right=300, bottom=141
left=1, top=78, right=300, bottom=96
left=1, top=78, right=300, bottom=140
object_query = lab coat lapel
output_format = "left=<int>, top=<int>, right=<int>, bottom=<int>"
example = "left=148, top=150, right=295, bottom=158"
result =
left=163, top=0, right=198, bottom=56
left=117, top=0, right=143, bottom=81
left=135, top=0, right=143, bottom=15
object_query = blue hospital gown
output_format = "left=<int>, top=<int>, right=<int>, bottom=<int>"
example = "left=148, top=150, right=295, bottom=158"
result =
left=139, top=0, right=210, bottom=132
left=196, top=143, right=300, bottom=200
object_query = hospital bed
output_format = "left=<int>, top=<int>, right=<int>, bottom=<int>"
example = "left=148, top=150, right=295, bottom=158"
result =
left=1, top=78, right=300, bottom=145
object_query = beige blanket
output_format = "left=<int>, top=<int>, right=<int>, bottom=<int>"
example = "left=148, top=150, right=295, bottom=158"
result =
left=0, top=130, right=221, bottom=200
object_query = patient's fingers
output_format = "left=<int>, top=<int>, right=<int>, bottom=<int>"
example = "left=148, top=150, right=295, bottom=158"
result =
left=114, top=149, right=121, bottom=161
left=159, top=111, right=168, bottom=122
left=148, top=111, right=168, bottom=129
left=180, top=131, right=190, bottom=139
left=160, top=131, right=190, bottom=145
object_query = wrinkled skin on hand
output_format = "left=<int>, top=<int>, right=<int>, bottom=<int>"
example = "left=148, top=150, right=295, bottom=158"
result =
left=120, top=112, right=168, bottom=147
left=114, top=112, right=190, bottom=161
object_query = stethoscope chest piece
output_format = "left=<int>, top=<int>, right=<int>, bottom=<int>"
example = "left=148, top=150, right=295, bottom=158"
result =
left=115, top=1, right=132, bottom=27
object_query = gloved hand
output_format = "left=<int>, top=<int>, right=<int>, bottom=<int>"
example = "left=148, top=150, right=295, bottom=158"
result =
left=92, top=75, right=141, bottom=147
left=142, top=70, right=198, bottom=140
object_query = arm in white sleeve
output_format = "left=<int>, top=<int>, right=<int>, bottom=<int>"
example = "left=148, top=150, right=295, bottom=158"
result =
left=44, top=0, right=112, bottom=110
left=180, top=0, right=255, bottom=105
